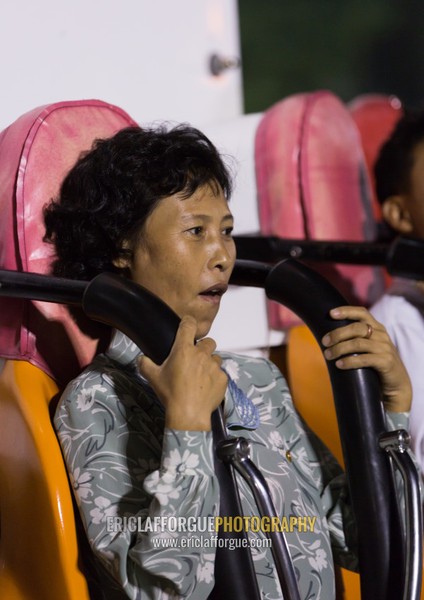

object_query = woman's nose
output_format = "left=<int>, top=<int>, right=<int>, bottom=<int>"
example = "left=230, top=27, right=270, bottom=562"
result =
left=208, top=237, right=235, bottom=271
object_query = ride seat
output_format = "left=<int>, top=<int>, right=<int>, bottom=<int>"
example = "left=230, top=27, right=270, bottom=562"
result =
left=255, top=90, right=385, bottom=331
left=0, top=100, right=138, bottom=599
left=0, top=360, right=89, bottom=599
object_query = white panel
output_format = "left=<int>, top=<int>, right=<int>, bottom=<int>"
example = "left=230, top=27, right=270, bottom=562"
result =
left=0, top=0, right=243, bottom=130
left=202, top=113, right=263, bottom=235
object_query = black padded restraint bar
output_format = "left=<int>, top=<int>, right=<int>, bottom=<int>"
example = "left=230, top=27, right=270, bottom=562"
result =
left=260, top=259, right=405, bottom=600
left=234, top=234, right=424, bottom=280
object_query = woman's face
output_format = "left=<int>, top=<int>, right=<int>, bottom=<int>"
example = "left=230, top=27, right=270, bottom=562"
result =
left=125, top=183, right=236, bottom=339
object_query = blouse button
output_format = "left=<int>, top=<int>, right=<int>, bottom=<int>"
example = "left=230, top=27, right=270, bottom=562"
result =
left=285, top=450, right=292, bottom=463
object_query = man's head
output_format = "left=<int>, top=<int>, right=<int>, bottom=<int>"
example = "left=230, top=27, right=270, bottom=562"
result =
left=375, top=110, right=424, bottom=238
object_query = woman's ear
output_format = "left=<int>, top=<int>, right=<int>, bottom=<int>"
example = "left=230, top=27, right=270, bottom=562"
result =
left=112, top=241, right=132, bottom=269
left=381, top=195, right=414, bottom=234
left=112, top=255, right=130, bottom=269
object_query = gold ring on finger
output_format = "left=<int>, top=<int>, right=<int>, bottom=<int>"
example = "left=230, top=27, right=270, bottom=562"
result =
left=364, top=323, right=373, bottom=339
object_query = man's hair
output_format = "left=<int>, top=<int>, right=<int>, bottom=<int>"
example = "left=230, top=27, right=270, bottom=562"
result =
left=44, top=124, right=233, bottom=280
left=374, top=109, right=424, bottom=205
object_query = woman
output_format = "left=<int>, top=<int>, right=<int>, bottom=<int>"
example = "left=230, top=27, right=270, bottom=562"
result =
left=44, top=125, right=412, bottom=600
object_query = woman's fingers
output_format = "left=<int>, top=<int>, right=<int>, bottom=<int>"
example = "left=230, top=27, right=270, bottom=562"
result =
left=173, top=315, right=198, bottom=348
left=322, top=305, right=412, bottom=413
left=195, top=336, right=217, bottom=356
left=322, top=307, right=383, bottom=347
left=137, top=315, right=228, bottom=430
left=328, top=305, right=379, bottom=323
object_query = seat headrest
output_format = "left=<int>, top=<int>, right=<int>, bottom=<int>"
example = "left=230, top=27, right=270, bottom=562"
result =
left=0, top=99, right=138, bottom=384
left=255, top=90, right=384, bottom=330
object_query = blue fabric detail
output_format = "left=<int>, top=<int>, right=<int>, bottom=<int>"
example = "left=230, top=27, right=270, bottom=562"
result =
left=226, top=376, right=260, bottom=429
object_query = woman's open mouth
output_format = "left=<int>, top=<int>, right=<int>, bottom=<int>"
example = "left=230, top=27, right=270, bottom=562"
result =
left=198, top=284, right=228, bottom=304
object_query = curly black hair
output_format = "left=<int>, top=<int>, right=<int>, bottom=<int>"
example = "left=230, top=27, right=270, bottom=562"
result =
left=374, top=109, right=424, bottom=205
left=43, top=124, right=233, bottom=280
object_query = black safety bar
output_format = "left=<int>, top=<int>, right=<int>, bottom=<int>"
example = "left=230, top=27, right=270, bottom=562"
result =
left=234, top=234, right=424, bottom=280
left=259, top=259, right=420, bottom=600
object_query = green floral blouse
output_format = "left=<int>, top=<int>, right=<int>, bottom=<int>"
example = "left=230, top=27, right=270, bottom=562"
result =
left=54, top=330, right=410, bottom=599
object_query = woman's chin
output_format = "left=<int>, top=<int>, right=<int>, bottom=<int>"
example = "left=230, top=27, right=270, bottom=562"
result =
left=194, top=319, right=215, bottom=341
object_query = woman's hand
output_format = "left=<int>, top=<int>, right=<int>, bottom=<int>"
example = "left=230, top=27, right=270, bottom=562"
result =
left=138, top=315, right=228, bottom=431
left=321, top=306, right=412, bottom=413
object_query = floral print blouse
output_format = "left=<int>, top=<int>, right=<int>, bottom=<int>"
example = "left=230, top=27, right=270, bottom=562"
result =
left=54, top=330, right=409, bottom=600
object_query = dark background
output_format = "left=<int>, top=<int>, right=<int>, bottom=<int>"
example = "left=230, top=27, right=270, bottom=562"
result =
left=239, top=0, right=424, bottom=113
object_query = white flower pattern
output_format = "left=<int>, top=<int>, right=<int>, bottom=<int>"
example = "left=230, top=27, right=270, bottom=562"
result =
left=70, top=467, right=93, bottom=504
left=90, top=496, right=118, bottom=524
left=222, top=358, right=240, bottom=381
left=163, top=448, right=200, bottom=475
left=196, top=554, right=215, bottom=584
left=269, top=430, right=284, bottom=452
left=308, top=541, right=328, bottom=572
left=75, top=383, right=107, bottom=412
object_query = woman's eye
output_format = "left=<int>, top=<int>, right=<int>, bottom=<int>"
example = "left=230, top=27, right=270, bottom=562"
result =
left=223, top=226, right=234, bottom=237
left=188, top=226, right=203, bottom=236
